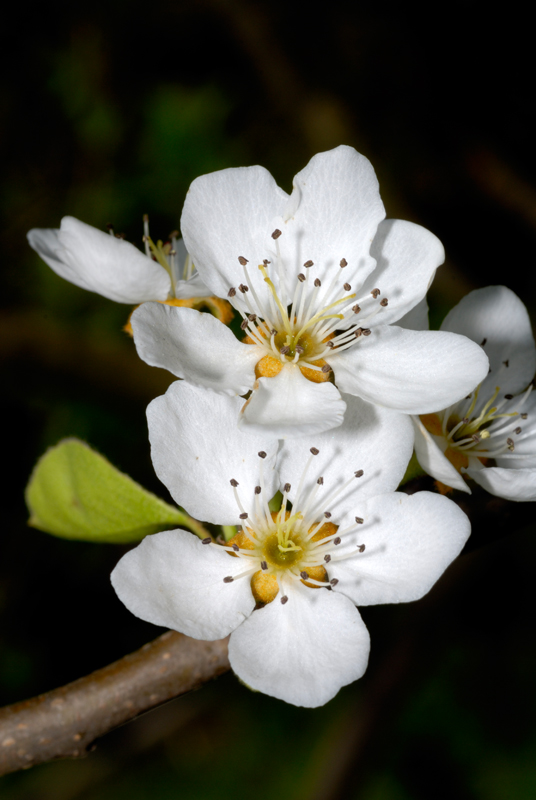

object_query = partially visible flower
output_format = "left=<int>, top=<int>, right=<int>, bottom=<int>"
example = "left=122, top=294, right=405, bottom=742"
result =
left=111, top=381, right=470, bottom=707
left=132, top=145, right=489, bottom=437
left=27, top=215, right=211, bottom=304
left=413, top=286, right=536, bottom=500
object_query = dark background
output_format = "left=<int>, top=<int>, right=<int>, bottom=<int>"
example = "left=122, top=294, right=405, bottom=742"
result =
left=1, top=2, right=536, bottom=798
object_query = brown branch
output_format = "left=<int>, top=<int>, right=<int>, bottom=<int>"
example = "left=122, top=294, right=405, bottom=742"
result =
left=0, top=631, right=229, bottom=777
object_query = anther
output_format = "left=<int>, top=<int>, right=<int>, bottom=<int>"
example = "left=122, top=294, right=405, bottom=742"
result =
left=255, top=485, right=262, bottom=494
left=505, top=394, right=513, bottom=400
left=503, top=360, right=510, bottom=367
left=314, top=278, right=322, bottom=287
left=354, top=470, right=364, bottom=478
left=317, top=476, right=324, bottom=485
left=106, top=222, right=114, bottom=231
left=507, top=438, right=515, bottom=450
left=343, top=282, right=351, bottom=291
left=515, top=427, right=522, bottom=435
left=324, top=511, right=332, bottom=518
left=261, top=561, right=268, bottom=571
left=228, top=287, right=236, bottom=297
left=239, top=512, right=248, bottom=519
left=326, top=341, right=334, bottom=348
left=281, top=595, right=289, bottom=604
left=238, top=256, right=249, bottom=265
left=239, top=283, right=249, bottom=293
left=324, top=554, right=331, bottom=563
left=248, top=313, right=257, bottom=321
left=300, top=571, right=309, bottom=580
left=380, top=298, right=388, bottom=307
left=230, top=479, right=239, bottom=487
left=371, top=288, right=380, bottom=298
left=355, top=328, right=363, bottom=337
left=355, top=516, right=364, bottom=524
left=334, top=537, right=341, bottom=545
left=284, top=482, right=291, bottom=492
left=310, top=447, right=319, bottom=455
left=340, top=258, right=348, bottom=267
left=223, top=576, right=234, bottom=583
left=272, top=229, right=282, bottom=240
left=362, top=329, right=371, bottom=336
left=304, top=260, right=314, bottom=268
left=357, top=544, right=366, bottom=553
left=115, top=232, right=126, bottom=239
left=352, top=305, right=361, bottom=314
left=295, top=345, right=304, bottom=354
left=232, top=543, right=239, bottom=552
left=298, top=273, right=306, bottom=282
left=481, top=338, right=487, bottom=346
left=321, top=364, right=331, bottom=373
left=240, top=319, right=249, bottom=330
left=471, top=434, right=480, bottom=442
left=270, top=329, right=277, bottom=335
left=202, top=537, right=212, bottom=545
left=280, top=345, right=290, bottom=355
left=330, top=578, right=339, bottom=586
left=258, top=451, right=267, bottom=459
left=263, top=259, right=271, bottom=265
left=521, top=413, right=528, bottom=419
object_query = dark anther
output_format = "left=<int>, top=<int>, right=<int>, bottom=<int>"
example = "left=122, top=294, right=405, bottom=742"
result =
left=324, top=554, right=331, bottom=563
left=352, top=304, right=361, bottom=314
left=362, top=328, right=371, bottom=336
left=239, top=283, right=249, bottom=293
left=371, top=288, right=380, bottom=298
left=340, top=258, right=348, bottom=267
left=238, top=256, right=249, bottom=265
left=115, top=232, right=126, bottom=239
left=480, top=337, right=487, bottom=346
left=504, top=394, right=513, bottom=400
left=321, top=364, right=331, bottom=373
left=471, top=434, right=480, bottom=442
left=283, top=482, right=291, bottom=492
left=230, top=479, right=239, bottom=487
left=317, top=476, right=324, bottom=485
left=255, top=485, right=262, bottom=494
left=334, top=537, right=341, bottom=545
left=300, top=571, right=309, bottom=580
left=280, top=595, right=289, bottom=604
left=261, top=560, right=268, bottom=570
left=355, top=516, right=364, bottom=524
left=515, top=427, right=522, bottom=435
left=272, top=229, right=282, bottom=240
left=343, top=282, right=351, bottom=291
left=263, top=259, right=271, bottom=265
left=223, top=576, right=234, bottom=583
left=240, top=319, right=249, bottom=330
left=232, top=543, right=239, bottom=552
left=280, top=345, right=290, bottom=355
left=202, top=537, right=212, bottom=545
left=228, top=287, right=237, bottom=297
left=295, top=345, right=304, bottom=354
left=521, top=413, right=528, bottom=419
left=503, top=359, right=509, bottom=367
left=298, top=273, right=306, bottom=282
left=357, top=544, right=366, bottom=553
left=326, top=341, right=334, bottom=349
left=258, top=451, right=267, bottom=458
left=248, top=313, right=257, bottom=321
left=507, top=438, right=515, bottom=449
left=239, top=512, right=248, bottom=519
left=310, top=447, right=319, bottom=455
left=270, top=329, right=277, bottom=336
left=355, top=328, right=363, bottom=337
left=355, top=470, right=364, bottom=478
left=330, top=578, right=339, bottom=586
left=304, top=260, right=314, bottom=268
left=314, top=278, right=322, bottom=287
left=380, top=298, right=388, bottom=307
left=324, top=511, right=332, bottom=518
left=106, top=223, right=114, bottom=230
left=462, top=417, right=469, bottom=424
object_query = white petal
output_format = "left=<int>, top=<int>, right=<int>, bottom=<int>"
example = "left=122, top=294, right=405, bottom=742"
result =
left=29, top=217, right=171, bottom=303
left=396, top=296, right=430, bottom=332
left=279, top=146, right=385, bottom=291
left=358, top=219, right=443, bottom=326
left=181, top=165, right=288, bottom=301
left=331, top=326, right=490, bottom=414
left=111, top=530, right=255, bottom=639
left=465, top=466, right=536, bottom=501
left=132, top=303, right=259, bottom=395
left=147, top=382, right=279, bottom=524
left=329, top=492, right=470, bottom=606
left=441, top=286, right=536, bottom=395
left=412, top=416, right=471, bottom=493
left=239, top=365, right=346, bottom=437
left=277, top=394, right=415, bottom=518
left=228, top=578, right=370, bottom=707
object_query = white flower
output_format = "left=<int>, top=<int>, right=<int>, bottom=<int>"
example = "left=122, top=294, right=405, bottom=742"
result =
left=27, top=215, right=210, bottom=304
left=132, top=145, right=489, bottom=437
left=111, top=381, right=470, bottom=707
left=413, top=286, right=536, bottom=501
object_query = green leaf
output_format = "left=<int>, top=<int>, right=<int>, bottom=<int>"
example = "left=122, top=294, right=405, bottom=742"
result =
left=25, top=438, right=207, bottom=543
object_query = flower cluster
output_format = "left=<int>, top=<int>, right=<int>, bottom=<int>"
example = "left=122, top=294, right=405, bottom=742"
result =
left=28, top=144, right=529, bottom=707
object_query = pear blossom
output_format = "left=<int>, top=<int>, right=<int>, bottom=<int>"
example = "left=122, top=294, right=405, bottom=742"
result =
left=27, top=215, right=210, bottom=304
left=413, top=286, right=536, bottom=500
left=111, top=381, right=470, bottom=707
left=132, top=145, right=489, bottom=437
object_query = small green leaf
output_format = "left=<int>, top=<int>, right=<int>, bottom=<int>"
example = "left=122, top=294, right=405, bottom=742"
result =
left=25, top=438, right=207, bottom=543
